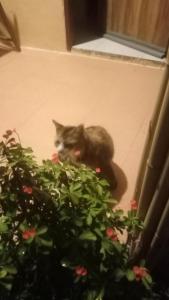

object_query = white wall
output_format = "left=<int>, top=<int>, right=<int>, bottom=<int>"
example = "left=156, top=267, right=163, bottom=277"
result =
left=1, top=0, right=67, bottom=51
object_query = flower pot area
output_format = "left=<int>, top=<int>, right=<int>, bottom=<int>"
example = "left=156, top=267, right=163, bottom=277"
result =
left=0, top=130, right=153, bottom=300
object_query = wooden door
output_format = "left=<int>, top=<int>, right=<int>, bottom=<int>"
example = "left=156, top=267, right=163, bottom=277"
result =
left=107, top=0, right=169, bottom=49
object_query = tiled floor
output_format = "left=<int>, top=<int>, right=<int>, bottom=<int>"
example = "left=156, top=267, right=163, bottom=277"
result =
left=73, top=38, right=165, bottom=62
left=0, top=48, right=165, bottom=210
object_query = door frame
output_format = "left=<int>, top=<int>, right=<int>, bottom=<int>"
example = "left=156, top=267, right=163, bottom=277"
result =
left=64, top=0, right=73, bottom=51
left=64, top=0, right=107, bottom=50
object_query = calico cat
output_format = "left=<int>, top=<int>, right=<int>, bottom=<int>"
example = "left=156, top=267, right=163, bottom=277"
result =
left=52, top=120, right=117, bottom=190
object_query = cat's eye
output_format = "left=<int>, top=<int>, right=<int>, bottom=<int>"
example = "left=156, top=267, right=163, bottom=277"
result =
left=64, top=142, right=75, bottom=148
left=55, top=140, right=60, bottom=146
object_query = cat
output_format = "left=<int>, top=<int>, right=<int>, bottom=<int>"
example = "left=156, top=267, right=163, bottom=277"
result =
left=52, top=120, right=117, bottom=190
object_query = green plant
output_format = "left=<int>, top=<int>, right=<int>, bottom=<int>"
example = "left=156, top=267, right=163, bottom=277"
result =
left=0, top=129, right=152, bottom=300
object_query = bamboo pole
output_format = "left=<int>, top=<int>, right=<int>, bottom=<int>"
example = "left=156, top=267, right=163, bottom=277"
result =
left=139, top=149, right=169, bottom=258
left=134, top=44, right=169, bottom=218
left=137, top=79, right=169, bottom=222
left=134, top=65, right=169, bottom=206
left=147, top=195, right=169, bottom=269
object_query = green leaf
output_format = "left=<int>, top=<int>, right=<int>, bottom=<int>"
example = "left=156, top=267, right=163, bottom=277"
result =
left=70, top=193, right=79, bottom=205
left=36, top=237, right=53, bottom=247
left=99, top=179, right=109, bottom=187
left=19, top=223, right=27, bottom=231
left=126, top=269, right=135, bottom=281
left=142, top=277, right=151, bottom=290
left=37, top=226, right=48, bottom=235
left=0, top=282, right=12, bottom=290
left=9, top=194, right=17, bottom=202
left=97, top=185, right=103, bottom=196
left=139, top=259, right=146, bottom=267
left=4, top=266, right=17, bottom=275
left=0, top=216, right=9, bottom=233
left=127, top=211, right=132, bottom=218
left=0, top=223, right=8, bottom=233
left=100, top=239, right=111, bottom=255
left=96, top=288, right=104, bottom=300
left=114, top=268, right=125, bottom=280
left=100, top=263, right=108, bottom=272
left=79, top=231, right=97, bottom=241
left=24, top=147, right=33, bottom=153
left=25, top=237, right=34, bottom=244
left=100, top=224, right=106, bottom=231
left=113, top=241, right=123, bottom=253
left=75, top=219, right=83, bottom=227
left=94, top=228, right=103, bottom=238
left=70, top=182, right=82, bottom=191
left=144, top=274, right=153, bottom=285
left=105, top=199, right=117, bottom=205
left=113, top=209, right=124, bottom=216
left=0, top=269, right=7, bottom=278
left=86, top=214, right=92, bottom=226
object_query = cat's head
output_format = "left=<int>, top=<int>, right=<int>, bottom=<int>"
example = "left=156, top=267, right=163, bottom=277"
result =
left=52, top=120, right=86, bottom=160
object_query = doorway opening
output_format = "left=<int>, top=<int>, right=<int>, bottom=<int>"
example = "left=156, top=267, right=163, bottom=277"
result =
left=65, top=0, right=107, bottom=48
left=64, top=0, right=169, bottom=61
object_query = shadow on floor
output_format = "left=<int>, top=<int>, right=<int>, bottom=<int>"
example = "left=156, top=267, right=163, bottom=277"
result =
left=111, top=162, right=128, bottom=202
left=0, top=49, right=12, bottom=57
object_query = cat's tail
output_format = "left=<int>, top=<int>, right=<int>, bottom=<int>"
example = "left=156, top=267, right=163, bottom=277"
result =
left=100, top=161, right=117, bottom=190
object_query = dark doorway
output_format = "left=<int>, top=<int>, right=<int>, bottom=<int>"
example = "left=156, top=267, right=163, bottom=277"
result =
left=65, top=0, right=107, bottom=48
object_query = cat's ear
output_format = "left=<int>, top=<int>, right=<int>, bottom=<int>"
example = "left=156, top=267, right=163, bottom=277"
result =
left=52, top=120, right=64, bottom=132
left=76, top=124, right=84, bottom=134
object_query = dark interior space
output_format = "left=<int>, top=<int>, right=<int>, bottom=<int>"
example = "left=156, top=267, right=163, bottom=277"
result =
left=68, top=0, right=107, bottom=46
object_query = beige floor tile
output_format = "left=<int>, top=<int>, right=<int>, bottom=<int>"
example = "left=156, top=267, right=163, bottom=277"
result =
left=0, top=49, right=165, bottom=210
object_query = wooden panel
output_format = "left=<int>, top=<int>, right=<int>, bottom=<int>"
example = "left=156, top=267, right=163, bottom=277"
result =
left=107, top=0, right=169, bottom=48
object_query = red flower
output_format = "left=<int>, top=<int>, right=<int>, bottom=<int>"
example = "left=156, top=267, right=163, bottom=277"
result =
left=22, top=185, right=33, bottom=194
left=106, top=227, right=114, bottom=237
left=131, top=200, right=138, bottom=210
left=95, top=167, right=101, bottom=173
left=74, top=149, right=81, bottom=157
left=22, top=228, right=36, bottom=240
left=75, top=266, right=88, bottom=276
left=106, top=227, right=118, bottom=241
left=133, top=266, right=148, bottom=281
left=51, top=153, right=59, bottom=163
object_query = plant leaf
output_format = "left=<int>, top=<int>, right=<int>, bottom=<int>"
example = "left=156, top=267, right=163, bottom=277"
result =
left=144, top=274, right=153, bottom=285
left=37, top=226, right=48, bottom=235
left=126, top=269, right=135, bottom=281
left=142, top=277, right=151, bottom=290
left=114, top=268, right=125, bottom=280
left=86, top=214, right=92, bottom=226
left=79, top=231, right=97, bottom=241
left=36, top=237, right=53, bottom=247
left=0, top=223, right=8, bottom=233
left=0, top=269, right=7, bottom=278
